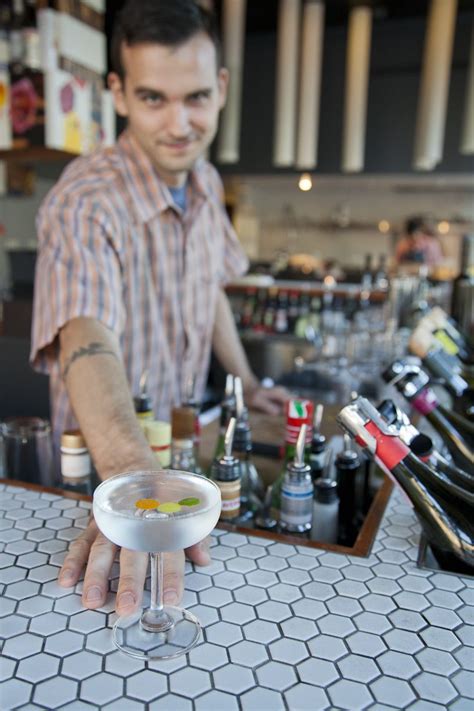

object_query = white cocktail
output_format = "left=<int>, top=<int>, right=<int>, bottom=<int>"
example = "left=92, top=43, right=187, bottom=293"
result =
left=93, top=470, right=221, bottom=660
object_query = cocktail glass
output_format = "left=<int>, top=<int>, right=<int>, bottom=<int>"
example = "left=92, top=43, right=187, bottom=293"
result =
left=93, top=469, right=221, bottom=660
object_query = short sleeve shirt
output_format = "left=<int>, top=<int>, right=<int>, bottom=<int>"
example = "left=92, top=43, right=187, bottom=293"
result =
left=31, top=130, right=248, bottom=445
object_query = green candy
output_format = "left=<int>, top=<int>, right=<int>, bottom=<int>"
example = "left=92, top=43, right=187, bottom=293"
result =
left=178, top=497, right=200, bottom=507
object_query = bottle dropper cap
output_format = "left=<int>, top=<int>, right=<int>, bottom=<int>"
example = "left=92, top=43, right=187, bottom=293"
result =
left=214, top=417, right=240, bottom=481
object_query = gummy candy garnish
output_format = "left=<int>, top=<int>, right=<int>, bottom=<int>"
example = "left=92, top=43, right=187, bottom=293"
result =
left=178, top=497, right=200, bottom=507
left=157, top=502, right=182, bottom=513
left=135, top=499, right=160, bottom=509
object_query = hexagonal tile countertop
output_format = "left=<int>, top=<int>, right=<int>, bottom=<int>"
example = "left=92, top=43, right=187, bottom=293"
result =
left=1, top=482, right=473, bottom=711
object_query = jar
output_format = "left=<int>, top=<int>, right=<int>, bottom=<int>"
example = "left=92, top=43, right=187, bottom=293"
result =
left=60, top=430, right=91, bottom=480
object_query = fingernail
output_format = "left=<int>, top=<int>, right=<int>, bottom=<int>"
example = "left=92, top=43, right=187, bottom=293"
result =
left=59, top=569, right=74, bottom=583
left=117, top=592, right=135, bottom=609
left=164, top=590, right=178, bottom=605
left=85, top=586, right=102, bottom=603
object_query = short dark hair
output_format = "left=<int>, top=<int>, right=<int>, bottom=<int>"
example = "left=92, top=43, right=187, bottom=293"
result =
left=110, top=0, right=221, bottom=80
left=405, top=216, right=431, bottom=236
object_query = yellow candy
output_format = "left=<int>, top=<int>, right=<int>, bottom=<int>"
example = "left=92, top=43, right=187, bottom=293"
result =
left=135, top=498, right=160, bottom=510
left=157, top=502, right=182, bottom=513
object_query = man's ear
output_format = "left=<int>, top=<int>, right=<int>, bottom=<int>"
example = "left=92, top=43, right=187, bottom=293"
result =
left=217, top=67, right=229, bottom=110
left=108, top=72, right=128, bottom=118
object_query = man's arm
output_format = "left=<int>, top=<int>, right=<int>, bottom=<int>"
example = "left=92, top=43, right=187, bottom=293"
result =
left=212, top=289, right=289, bottom=414
left=58, top=316, right=210, bottom=614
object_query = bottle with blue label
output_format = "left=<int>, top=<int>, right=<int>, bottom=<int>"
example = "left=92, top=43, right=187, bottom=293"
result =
left=280, top=424, right=314, bottom=535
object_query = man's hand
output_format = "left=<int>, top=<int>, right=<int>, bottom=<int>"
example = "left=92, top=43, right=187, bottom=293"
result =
left=58, top=516, right=211, bottom=615
left=244, top=383, right=290, bottom=416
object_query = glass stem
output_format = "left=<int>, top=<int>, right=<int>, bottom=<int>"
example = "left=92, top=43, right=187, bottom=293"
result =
left=150, top=552, right=164, bottom=614
left=140, top=552, right=173, bottom=632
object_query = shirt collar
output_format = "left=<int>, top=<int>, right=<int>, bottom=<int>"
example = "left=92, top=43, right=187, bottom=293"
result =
left=117, top=130, right=209, bottom=223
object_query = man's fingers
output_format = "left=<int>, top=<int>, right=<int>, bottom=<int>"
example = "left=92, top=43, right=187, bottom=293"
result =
left=186, top=537, right=211, bottom=566
left=58, top=517, right=100, bottom=587
left=81, top=532, right=118, bottom=609
left=116, top=547, right=148, bottom=616
left=162, top=550, right=185, bottom=606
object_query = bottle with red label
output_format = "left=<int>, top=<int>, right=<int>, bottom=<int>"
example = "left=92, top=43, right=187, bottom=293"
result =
left=383, top=361, right=474, bottom=474
left=337, top=396, right=474, bottom=570
left=269, top=398, right=314, bottom=521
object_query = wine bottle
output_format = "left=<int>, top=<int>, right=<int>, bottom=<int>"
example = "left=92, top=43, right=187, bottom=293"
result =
left=384, top=361, right=474, bottom=473
left=309, top=404, right=326, bottom=483
left=232, top=378, right=264, bottom=521
left=337, top=397, right=474, bottom=568
left=377, top=398, right=474, bottom=493
left=450, top=237, right=474, bottom=350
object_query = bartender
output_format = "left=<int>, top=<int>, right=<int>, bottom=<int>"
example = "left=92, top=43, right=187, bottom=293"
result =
left=30, top=0, right=288, bottom=617
left=395, top=216, right=444, bottom=267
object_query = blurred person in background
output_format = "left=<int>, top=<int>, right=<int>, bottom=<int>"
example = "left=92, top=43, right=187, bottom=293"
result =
left=395, top=216, right=444, bottom=267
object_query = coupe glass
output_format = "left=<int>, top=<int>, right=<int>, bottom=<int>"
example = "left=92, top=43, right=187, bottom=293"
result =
left=93, top=470, right=221, bottom=660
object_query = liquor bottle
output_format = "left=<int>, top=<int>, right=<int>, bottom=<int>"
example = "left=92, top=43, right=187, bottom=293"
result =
left=360, top=254, right=373, bottom=290
left=232, top=378, right=264, bottom=520
left=270, top=398, right=314, bottom=520
left=310, top=478, right=339, bottom=544
left=287, top=290, right=300, bottom=333
left=60, top=430, right=94, bottom=495
left=210, top=417, right=241, bottom=522
left=423, top=304, right=474, bottom=364
left=384, top=361, right=474, bottom=473
left=211, top=373, right=235, bottom=464
left=263, top=287, right=278, bottom=333
left=337, top=397, right=474, bottom=568
left=170, top=406, right=199, bottom=474
left=241, top=287, right=256, bottom=330
left=182, top=375, right=202, bottom=471
left=143, top=420, right=171, bottom=468
left=373, top=254, right=389, bottom=290
left=451, top=236, right=474, bottom=352
left=274, top=290, right=289, bottom=334
left=280, top=425, right=314, bottom=535
left=335, top=434, right=360, bottom=546
left=134, top=370, right=154, bottom=421
left=309, top=404, right=326, bottom=483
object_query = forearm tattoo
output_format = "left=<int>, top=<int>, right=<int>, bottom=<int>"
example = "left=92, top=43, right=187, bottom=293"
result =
left=62, top=341, right=118, bottom=379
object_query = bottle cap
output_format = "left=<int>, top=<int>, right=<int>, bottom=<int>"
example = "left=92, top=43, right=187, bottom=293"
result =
left=171, top=407, right=195, bottom=439
left=311, top=432, right=326, bottom=453
left=314, top=477, right=339, bottom=504
left=61, top=430, right=86, bottom=449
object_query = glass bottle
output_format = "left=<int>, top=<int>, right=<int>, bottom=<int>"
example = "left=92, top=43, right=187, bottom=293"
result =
left=60, top=430, right=93, bottom=495
left=210, top=417, right=241, bottom=522
left=310, top=478, right=339, bottom=544
left=170, top=407, right=198, bottom=474
left=211, top=373, right=235, bottom=465
left=134, top=370, right=154, bottom=421
left=280, top=424, right=314, bottom=535
left=337, top=397, right=474, bottom=569
left=335, top=435, right=360, bottom=546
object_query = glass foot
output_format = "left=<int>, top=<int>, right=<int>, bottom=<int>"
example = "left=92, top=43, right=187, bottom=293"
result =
left=113, top=606, right=201, bottom=660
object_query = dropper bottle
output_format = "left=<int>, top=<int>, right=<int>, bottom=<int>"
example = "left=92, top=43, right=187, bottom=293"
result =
left=280, top=424, right=314, bottom=535
left=210, top=417, right=241, bottom=522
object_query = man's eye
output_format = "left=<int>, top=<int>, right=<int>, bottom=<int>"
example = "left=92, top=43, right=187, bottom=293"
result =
left=142, top=94, right=163, bottom=106
left=188, top=92, right=211, bottom=104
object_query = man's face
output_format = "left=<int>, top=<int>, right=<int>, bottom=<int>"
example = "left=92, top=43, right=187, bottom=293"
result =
left=109, top=33, right=228, bottom=186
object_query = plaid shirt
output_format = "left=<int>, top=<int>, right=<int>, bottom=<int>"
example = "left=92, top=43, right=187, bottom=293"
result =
left=31, top=130, right=248, bottom=447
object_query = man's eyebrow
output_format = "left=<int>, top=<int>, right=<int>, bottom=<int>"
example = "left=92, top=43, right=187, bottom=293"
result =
left=134, top=86, right=166, bottom=96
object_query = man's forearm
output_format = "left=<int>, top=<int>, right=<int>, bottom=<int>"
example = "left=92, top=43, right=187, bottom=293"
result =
left=212, top=290, right=259, bottom=393
left=59, top=317, right=157, bottom=479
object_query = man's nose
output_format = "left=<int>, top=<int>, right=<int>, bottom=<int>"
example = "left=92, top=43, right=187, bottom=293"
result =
left=167, top=103, right=190, bottom=136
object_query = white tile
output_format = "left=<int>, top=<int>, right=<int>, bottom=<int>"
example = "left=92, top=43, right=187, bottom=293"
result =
left=0, top=567, right=27, bottom=585
left=347, top=631, right=387, bottom=658
left=451, top=669, right=474, bottom=699
left=0, top=679, right=33, bottom=708
left=416, top=648, right=460, bottom=677
left=44, top=631, right=84, bottom=657
left=269, top=638, right=307, bottom=664
left=212, top=571, right=245, bottom=590
left=277, top=567, right=311, bottom=586
left=241, top=687, right=285, bottom=711
left=308, top=634, right=348, bottom=661
left=327, top=596, right=363, bottom=617
left=16, top=653, right=60, bottom=683
left=30, top=612, right=68, bottom=636
left=302, top=581, right=335, bottom=601
left=291, top=598, right=327, bottom=621
left=245, top=570, right=279, bottom=588
left=1, top=615, right=28, bottom=638
left=17, top=596, right=53, bottom=617
left=104, top=651, right=145, bottom=678
left=0, top=656, right=16, bottom=682
left=188, top=642, right=229, bottom=671
left=2, top=633, right=43, bottom=660
left=243, top=619, right=280, bottom=645
left=198, top=587, right=233, bottom=607
left=257, top=556, right=288, bottom=573
left=195, top=690, right=239, bottom=710
left=221, top=602, right=256, bottom=625
left=281, top=616, right=317, bottom=641
left=411, top=673, right=457, bottom=705
left=149, top=694, right=191, bottom=711
left=206, top=621, right=243, bottom=646
left=4, top=581, right=40, bottom=601
left=68, top=610, right=106, bottom=634
left=285, top=682, right=329, bottom=711
left=187, top=604, right=218, bottom=627
left=370, top=677, right=416, bottom=706
left=237, top=544, right=268, bottom=559
left=389, top=609, right=427, bottom=632
left=229, top=640, right=269, bottom=668
left=233, top=585, right=268, bottom=606
left=225, top=557, right=257, bottom=574
left=257, top=600, right=292, bottom=623
left=169, top=668, right=210, bottom=699
left=423, top=607, right=462, bottom=629
left=80, top=672, right=124, bottom=706
left=0, top=596, right=17, bottom=617
left=213, top=663, right=255, bottom=694
left=33, top=676, right=78, bottom=707
left=377, top=650, right=421, bottom=680
left=28, top=565, right=60, bottom=584
left=297, top=657, right=339, bottom=687
left=85, top=628, right=115, bottom=655
left=329, top=679, right=374, bottom=710
left=62, top=651, right=103, bottom=681
left=4, top=540, right=36, bottom=555
left=258, top=661, right=298, bottom=694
